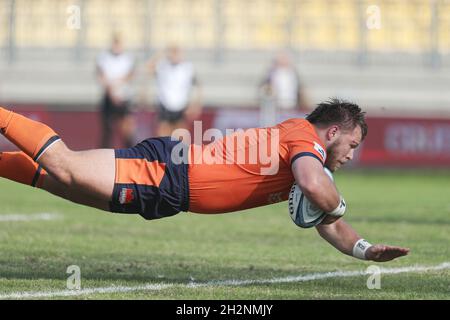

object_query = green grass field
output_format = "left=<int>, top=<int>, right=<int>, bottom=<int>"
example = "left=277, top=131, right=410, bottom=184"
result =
left=0, top=170, right=449, bottom=300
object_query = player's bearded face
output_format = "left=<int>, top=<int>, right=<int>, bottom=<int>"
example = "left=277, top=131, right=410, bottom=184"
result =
left=325, top=139, right=347, bottom=172
left=325, top=126, right=362, bottom=171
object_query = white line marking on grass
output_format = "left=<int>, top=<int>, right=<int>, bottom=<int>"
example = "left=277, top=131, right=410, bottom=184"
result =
left=0, top=262, right=449, bottom=299
left=0, top=213, right=60, bottom=222
left=0, top=284, right=173, bottom=299
left=189, top=262, right=450, bottom=287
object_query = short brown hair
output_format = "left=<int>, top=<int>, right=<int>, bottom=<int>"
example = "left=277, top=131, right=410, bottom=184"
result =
left=306, top=98, right=368, bottom=140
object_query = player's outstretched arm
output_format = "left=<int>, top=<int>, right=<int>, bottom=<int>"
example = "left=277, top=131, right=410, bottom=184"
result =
left=316, top=219, right=410, bottom=262
left=292, top=156, right=341, bottom=212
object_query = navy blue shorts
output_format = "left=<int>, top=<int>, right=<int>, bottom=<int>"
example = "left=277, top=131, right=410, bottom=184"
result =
left=109, top=137, right=189, bottom=220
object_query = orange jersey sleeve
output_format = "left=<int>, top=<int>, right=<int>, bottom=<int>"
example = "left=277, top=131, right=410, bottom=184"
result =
left=278, top=118, right=327, bottom=166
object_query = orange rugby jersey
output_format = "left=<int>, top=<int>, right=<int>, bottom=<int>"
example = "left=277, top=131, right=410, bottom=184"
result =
left=188, top=118, right=326, bottom=213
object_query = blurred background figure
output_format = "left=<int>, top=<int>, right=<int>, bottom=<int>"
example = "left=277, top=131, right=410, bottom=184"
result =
left=147, top=45, right=202, bottom=137
left=96, top=33, right=136, bottom=148
left=0, top=0, right=449, bottom=168
left=260, top=50, right=310, bottom=114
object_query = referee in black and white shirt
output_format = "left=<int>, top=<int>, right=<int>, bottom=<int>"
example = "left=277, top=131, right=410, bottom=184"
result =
left=96, top=34, right=136, bottom=148
left=147, top=46, right=202, bottom=138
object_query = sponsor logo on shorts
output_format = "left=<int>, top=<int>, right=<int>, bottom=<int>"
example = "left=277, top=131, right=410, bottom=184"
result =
left=119, top=188, right=134, bottom=204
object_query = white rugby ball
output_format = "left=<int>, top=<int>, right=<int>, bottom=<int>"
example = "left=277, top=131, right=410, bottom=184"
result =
left=288, top=167, right=334, bottom=228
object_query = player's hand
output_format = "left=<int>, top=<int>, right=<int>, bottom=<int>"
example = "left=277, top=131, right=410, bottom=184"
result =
left=366, top=245, right=410, bottom=262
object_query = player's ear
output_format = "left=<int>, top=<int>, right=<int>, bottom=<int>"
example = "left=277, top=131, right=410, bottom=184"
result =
left=326, top=125, right=340, bottom=141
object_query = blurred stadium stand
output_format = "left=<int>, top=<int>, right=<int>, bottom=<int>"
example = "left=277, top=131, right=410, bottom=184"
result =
left=0, top=0, right=449, bottom=116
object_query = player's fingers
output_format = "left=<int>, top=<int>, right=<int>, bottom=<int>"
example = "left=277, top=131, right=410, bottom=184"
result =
left=388, top=246, right=410, bottom=254
left=383, top=245, right=409, bottom=252
left=368, top=245, right=409, bottom=261
left=386, top=249, right=409, bottom=260
left=391, top=250, right=407, bottom=257
left=373, top=245, right=386, bottom=253
left=372, top=245, right=387, bottom=259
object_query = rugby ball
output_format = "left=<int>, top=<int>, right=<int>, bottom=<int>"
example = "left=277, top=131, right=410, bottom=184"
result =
left=288, top=167, right=334, bottom=228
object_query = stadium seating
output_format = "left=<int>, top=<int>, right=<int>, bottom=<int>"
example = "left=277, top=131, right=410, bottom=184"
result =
left=3, top=0, right=449, bottom=52
left=0, top=0, right=449, bottom=114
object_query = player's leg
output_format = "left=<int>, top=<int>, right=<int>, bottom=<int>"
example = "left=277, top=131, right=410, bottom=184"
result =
left=0, top=107, right=192, bottom=222
left=37, top=141, right=115, bottom=203
left=157, top=120, right=173, bottom=137
left=42, top=170, right=111, bottom=211
left=101, top=114, right=112, bottom=148
left=118, top=113, right=135, bottom=148
left=0, top=151, right=47, bottom=188
left=0, top=107, right=115, bottom=209
left=0, top=151, right=110, bottom=210
left=100, top=93, right=125, bottom=149
left=101, top=104, right=113, bottom=148
left=158, top=109, right=189, bottom=141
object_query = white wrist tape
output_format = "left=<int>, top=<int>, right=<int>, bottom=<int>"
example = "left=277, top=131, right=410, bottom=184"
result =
left=352, top=239, right=373, bottom=260
left=327, top=196, right=346, bottom=217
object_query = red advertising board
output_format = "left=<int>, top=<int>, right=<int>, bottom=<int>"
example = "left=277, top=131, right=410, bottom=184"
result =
left=1, top=107, right=449, bottom=168
left=357, top=117, right=450, bottom=167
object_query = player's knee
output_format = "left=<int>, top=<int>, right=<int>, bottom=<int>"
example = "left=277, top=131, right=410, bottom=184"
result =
left=47, top=164, right=74, bottom=187
left=43, top=149, right=77, bottom=187
left=61, top=172, right=76, bottom=188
